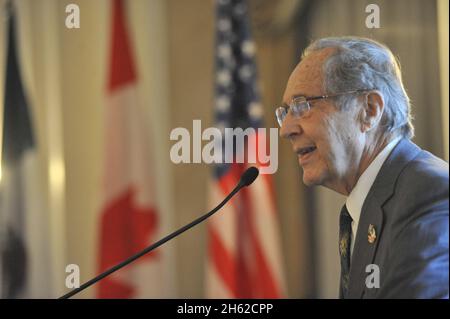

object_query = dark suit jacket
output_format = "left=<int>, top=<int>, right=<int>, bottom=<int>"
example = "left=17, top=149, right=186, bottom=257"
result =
left=343, top=138, right=449, bottom=298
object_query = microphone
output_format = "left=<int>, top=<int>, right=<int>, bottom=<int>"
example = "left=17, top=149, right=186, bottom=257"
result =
left=238, top=166, right=259, bottom=187
left=59, top=166, right=259, bottom=299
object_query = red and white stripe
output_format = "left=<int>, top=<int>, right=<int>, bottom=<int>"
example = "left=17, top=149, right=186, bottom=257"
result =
left=206, top=132, right=286, bottom=298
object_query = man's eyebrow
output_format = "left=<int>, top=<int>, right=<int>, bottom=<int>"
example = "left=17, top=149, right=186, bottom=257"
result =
left=292, top=93, right=312, bottom=99
left=281, top=91, right=322, bottom=107
left=282, top=93, right=308, bottom=105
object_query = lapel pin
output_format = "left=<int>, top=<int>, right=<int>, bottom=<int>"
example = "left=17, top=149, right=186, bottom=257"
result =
left=368, top=224, right=377, bottom=244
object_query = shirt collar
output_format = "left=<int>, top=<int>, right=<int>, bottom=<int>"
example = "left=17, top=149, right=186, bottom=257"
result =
left=346, top=137, right=402, bottom=226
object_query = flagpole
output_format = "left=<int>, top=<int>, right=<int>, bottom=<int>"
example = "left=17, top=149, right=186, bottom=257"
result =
left=0, top=0, right=13, bottom=185
left=0, top=0, right=14, bottom=299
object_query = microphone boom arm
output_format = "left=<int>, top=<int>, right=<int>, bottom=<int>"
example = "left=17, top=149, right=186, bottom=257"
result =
left=58, top=167, right=257, bottom=299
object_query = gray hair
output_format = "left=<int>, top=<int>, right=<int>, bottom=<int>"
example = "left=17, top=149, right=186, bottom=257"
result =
left=304, top=36, right=414, bottom=139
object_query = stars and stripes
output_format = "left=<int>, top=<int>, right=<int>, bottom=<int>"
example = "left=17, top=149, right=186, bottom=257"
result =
left=206, top=0, right=286, bottom=298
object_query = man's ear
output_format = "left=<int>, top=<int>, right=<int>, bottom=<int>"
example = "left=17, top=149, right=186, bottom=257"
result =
left=360, top=91, right=384, bottom=133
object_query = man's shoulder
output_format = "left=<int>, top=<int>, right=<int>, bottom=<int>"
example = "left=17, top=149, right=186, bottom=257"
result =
left=373, top=139, right=448, bottom=198
left=374, top=140, right=448, bottom=224
left=381, top=143, right=449, bottom=230
left=395, top=147, right=449, bottom=199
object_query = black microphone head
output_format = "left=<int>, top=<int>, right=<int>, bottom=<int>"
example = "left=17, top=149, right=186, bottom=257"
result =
left=239, top=167, right=259, bottom=187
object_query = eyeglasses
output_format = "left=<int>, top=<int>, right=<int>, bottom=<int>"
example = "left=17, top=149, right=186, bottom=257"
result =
left=275, top=89, right=372, bottom=127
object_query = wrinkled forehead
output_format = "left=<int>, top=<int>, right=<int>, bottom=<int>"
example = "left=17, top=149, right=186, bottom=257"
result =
left=282, top=47, right=336, bottom=104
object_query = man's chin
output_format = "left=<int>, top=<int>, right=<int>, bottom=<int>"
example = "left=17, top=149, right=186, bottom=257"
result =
left=302, top=177, right=317, bottom=187
left=301, top=170, right=323, bottom=186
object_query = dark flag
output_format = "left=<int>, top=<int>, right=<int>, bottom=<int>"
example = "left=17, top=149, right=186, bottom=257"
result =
left=0, top=8, right=33, bottom=298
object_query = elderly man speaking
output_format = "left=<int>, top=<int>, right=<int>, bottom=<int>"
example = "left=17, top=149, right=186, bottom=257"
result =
left=277, top=37, right=449, bottom=299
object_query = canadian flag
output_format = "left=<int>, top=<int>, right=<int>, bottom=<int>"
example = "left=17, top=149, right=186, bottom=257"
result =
left=97, top=0, right=165, bottom=298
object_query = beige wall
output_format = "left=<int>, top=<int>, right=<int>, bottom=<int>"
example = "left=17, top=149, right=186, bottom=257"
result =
left=166, top=0, right=213, bottom=298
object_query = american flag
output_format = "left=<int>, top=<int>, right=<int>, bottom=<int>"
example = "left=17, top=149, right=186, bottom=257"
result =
left=206, top=0, right=286, bottom=298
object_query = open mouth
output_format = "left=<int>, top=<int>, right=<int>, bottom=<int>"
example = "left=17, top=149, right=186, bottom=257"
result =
left=297, top=146, right=317, bottom=156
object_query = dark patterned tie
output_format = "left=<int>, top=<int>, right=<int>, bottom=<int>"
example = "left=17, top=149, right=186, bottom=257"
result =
left=339, top=204, right=353, bottom=298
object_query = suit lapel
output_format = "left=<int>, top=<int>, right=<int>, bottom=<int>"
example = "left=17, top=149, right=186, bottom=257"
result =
left=346, top=139, right=422, bottom=298
left=347, top=198, right=383, bottom=298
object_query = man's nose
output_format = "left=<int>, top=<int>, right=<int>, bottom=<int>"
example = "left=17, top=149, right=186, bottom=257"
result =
left=279, top=112, right=302, bottom=140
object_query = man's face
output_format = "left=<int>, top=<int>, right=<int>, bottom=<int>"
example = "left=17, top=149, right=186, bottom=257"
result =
left=280, top=48, right=363, bottom=191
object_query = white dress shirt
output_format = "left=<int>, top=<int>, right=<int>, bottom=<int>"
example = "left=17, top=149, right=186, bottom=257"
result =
left=346, top=137, right=402, bottom=256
